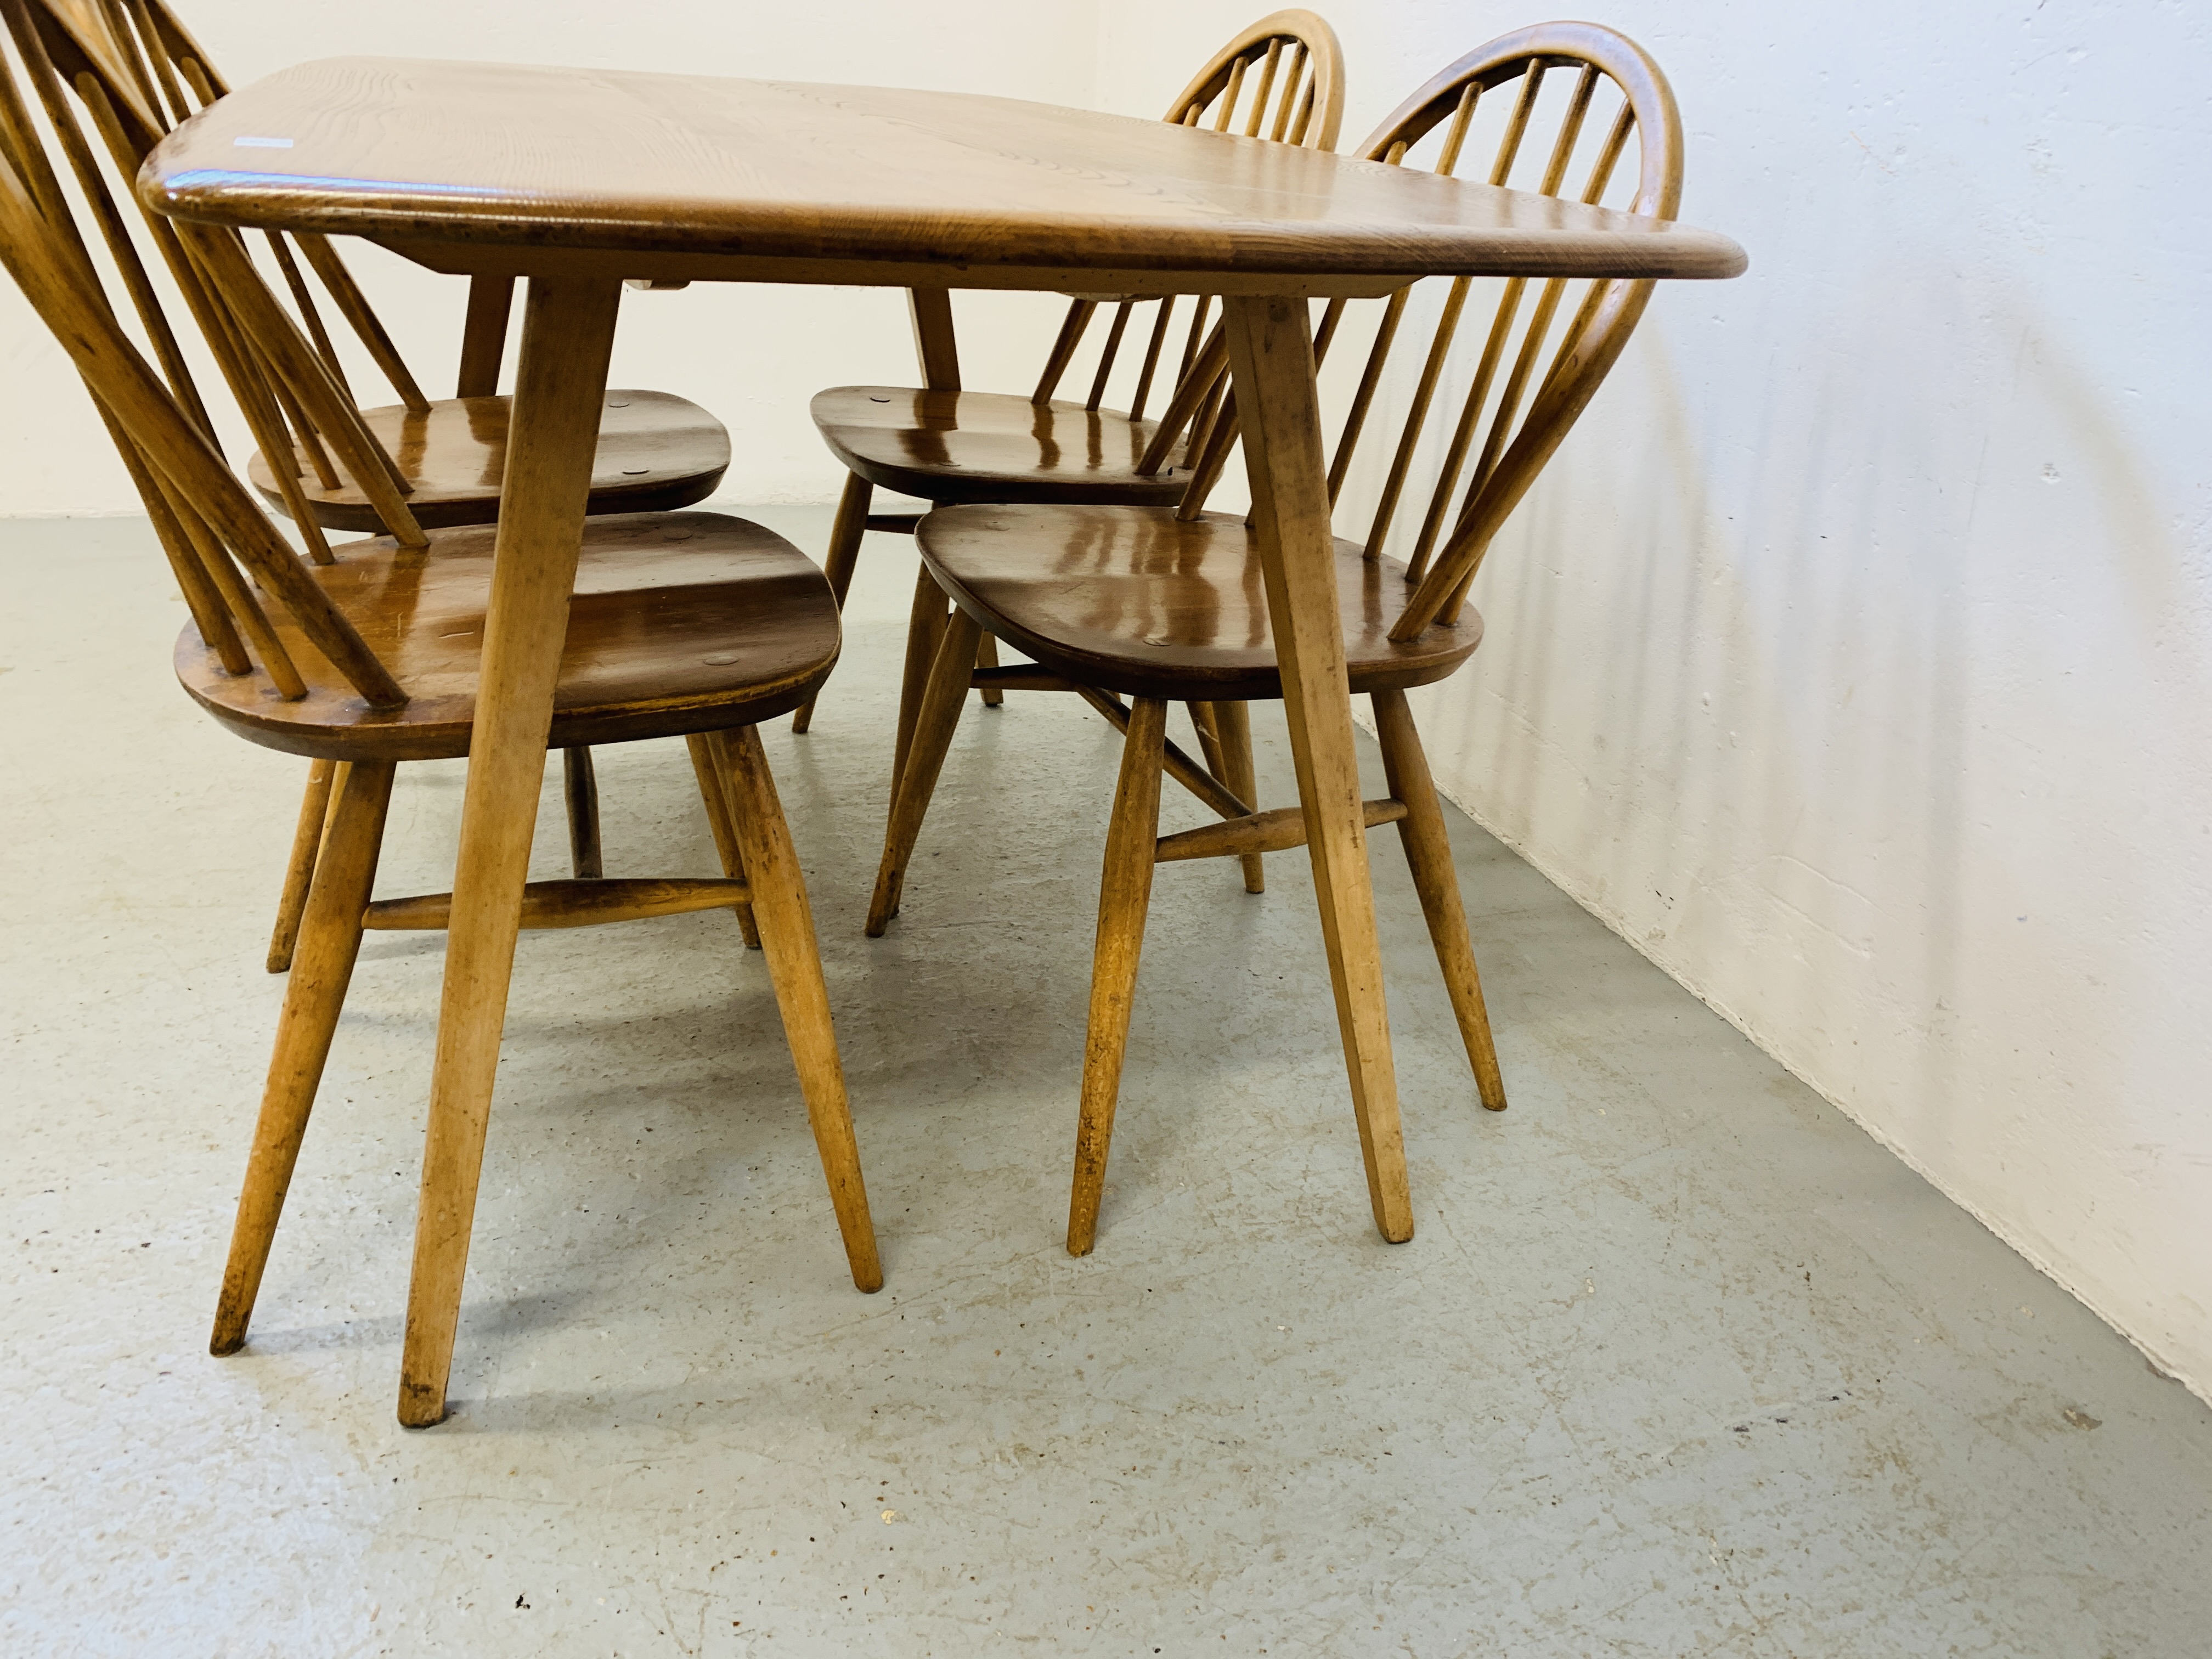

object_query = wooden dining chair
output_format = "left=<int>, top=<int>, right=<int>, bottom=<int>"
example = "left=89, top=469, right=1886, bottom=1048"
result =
left=0, top=116, right=880, bottom=1424
left=797, top=4, right=1345, bottom=844
left=4, top=0, right=734, bottom=971
left=864, top=22, right=1686, bottom=1252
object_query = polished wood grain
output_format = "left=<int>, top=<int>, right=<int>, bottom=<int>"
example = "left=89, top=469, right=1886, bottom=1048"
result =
left=812, top=386, right=1187, bottom=509
left=140, top=59, right=1746, bottom=290
left=916, top=506, right=1484, bottom=701
left=176, top=512, right=842, bottom=760
left=243, top=388, right=729, bottom=532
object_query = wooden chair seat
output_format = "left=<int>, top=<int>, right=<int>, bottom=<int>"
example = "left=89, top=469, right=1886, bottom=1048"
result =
left=178, top=511, right=838, bottom=761
left=245, top=390, right=731, bottom=533
left=811, top=385, right=1187, bottom=507
left=916, top=504, right=1483, bottom=702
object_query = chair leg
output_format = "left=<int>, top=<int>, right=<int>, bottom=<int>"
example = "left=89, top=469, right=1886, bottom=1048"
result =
left=685, top=733, right=762, bottom=948
left=974, top=630, right=1004, bottom=707
left=1226, top=292, right=1412, bottom=1244
left=1213, top=700, right=1266, bottom=894
left=713, top=727, right=883, bottom=1291
left=1188, top=701, right=1227, bottom=778
left=266, top=758, right=340, bottom=973
left=890, top=563, right=952, bottom=801
left=867, top=605, right=984, bottom=936
left=792, top=471, right=872, bottom=733
left=1371, top=689, right=1506, bottom=1111
left=1066, top=695, right=1169, bottom=1256
left=212, top=759, right=396, bottom=1355
left=561, top=747, right=602, bottom=879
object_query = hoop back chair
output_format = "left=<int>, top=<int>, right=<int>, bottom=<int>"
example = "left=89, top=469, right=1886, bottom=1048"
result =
left=869, top=22, right=1685, bottom=1254
left=798, top=8, right=1344, bottom=756
left=0, top=117, right=881, bottom=1425
left=3, top=0, right=734, bottom=967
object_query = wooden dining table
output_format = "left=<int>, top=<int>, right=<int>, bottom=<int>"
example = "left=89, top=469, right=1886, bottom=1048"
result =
left=141, top=57, right=1745, bottom=1425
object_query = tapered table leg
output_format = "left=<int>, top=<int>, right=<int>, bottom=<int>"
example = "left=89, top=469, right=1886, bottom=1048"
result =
left=398, top=278, right=624, bottom=1427
left=1221, top=294, right=1413, bottom=1244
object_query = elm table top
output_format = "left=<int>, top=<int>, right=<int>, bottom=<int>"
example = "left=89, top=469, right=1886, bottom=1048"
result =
left=138, top=57, right=1747, bottom=293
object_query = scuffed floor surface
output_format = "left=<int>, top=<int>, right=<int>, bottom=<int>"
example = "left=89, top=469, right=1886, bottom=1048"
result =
left=3, top=511, right=2208, bottom=1657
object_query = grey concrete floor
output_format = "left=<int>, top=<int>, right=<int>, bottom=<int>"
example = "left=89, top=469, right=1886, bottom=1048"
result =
left=3, top=508, right=2208, bottom=1657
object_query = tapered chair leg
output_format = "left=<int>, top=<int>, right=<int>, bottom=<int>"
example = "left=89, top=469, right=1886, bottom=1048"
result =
left=1066, top=695, right=1169, bottom=1256
left=1188, top=701, right=1228, bottom=780
left=685, top=733, right=761, bottom=948
left=974, top=631, right=1004, bottom=707
left=792, top=471, right=872, bottom=733
left=266, top=758, right=340, bottom=973
left=213, top=759, right=397, bottom=1355
left=1213, top=700, right=1266, bottom=894
left=1371, top=689, right=1506, bottom=1111
left=561, top=747, right=602, bottom=879
left=713, top=727, right=883, bottom=1291
left=890, top=564, right=952, bottom=800
left=867, top=605, right=984, bottom=935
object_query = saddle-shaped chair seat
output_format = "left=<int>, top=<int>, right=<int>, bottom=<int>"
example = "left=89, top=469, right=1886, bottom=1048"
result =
left=246, top=390, right=731, bottom=533
left=916, top=504, right=1483, bottom=702
left=812, top=386, right=1189, bottom=507
left=179, top=511, right=839, bottom=761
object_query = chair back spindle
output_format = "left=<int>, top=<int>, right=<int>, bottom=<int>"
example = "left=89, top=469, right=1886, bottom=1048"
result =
left=0, top=71, right=407, bottom=709
left=1011, top=10, right=1342, bottom=469
left=1186, top=23, right=1684, bottom=645
left=12, top=0, right=436, bottom=550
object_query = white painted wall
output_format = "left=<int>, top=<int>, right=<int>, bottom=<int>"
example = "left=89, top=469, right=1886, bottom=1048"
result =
left=3, top=2, right=2205, bottom=1400
left=1096, top=0, right=2212, bottom=1399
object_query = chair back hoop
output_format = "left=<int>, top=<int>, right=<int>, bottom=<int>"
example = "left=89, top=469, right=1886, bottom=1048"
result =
left=1203, top=22, right=1683, bottom=644
left=1161, top=8, right=1345, bottom=148
left=1354, top=21, right=1680, bottom=215
left=1025, top=9, right=1345, bottom=457
left=0, top=96, right=407, bottom=709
